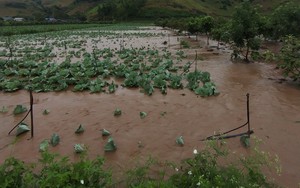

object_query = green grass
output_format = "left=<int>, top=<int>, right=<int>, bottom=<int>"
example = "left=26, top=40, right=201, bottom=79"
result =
left=0, top=24, right=107, bottom=36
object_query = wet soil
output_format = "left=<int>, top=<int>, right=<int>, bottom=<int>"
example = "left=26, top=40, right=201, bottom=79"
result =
left=0, top=28, right=299, bottom=187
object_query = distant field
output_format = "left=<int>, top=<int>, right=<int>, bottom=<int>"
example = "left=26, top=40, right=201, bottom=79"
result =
left=0, top=24, right=104, bottom=36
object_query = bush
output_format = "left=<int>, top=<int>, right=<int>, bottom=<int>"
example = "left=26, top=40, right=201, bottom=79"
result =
left=170, top=141, right=278, bottom=187
left=279, top=35, right=300, bottom=81
left=0, top=140, right=279, bottom=187
left=0, top=151, right=112, bottom=187
left=180, top=40, right=190, bottom=48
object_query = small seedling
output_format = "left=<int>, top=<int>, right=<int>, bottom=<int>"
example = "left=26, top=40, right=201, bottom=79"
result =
left=50, top=133, right=60, bottom=147
left=75, top=124, right=85, bottom=134
left=140, top=112, right=147, bottom=119
left=0, top=106, right=8, bottom=113
left=240, top=135, right=250, bottom=148
left=114, top=108, right=122, bottom=116
left=160, top=111, right=167, bottom=116
left=13, top=105, right=27, bottom=115
left=104, top=137, right=117, bottom=152
left=43, top=109, right=50, bottom=115
left=102, top=129, right=111, bottom=136
left=176, top=136, right=184, bottom=146
left=74, top=144, right=85, bottom=153
left=39, top=140, right=49, bottom=152
left=16, top=122, right=30, bottom=136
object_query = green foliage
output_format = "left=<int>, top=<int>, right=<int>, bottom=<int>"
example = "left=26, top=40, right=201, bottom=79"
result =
left=186, top=70, right=218, bottom=97
left=75, top=124, right=85, bottom=134
left=0, top=142, right=279, bottom=187
left=194, top=82, right=219, bottom=97
left=187, top=17, right=202, bottom=39
left=170, top=141, right=278, bottom=188
left=0, top=44, right=217, bottom=97
left=271, top=2, right=300, bottom=39
left=0, top=24, right=105, bottom=36
left=180, top=40, right=190, bottom=48
left=50, top=133, right=60, bottom=147
left=278, top=35, right=300, bottom=81
left=199, top=16, right=215, bottom=45
left=104, top=137, right=117, bottom=152
left=0, top=157, right=34, bottom=188
left=16, top=122, right=30, bottom=136
left=74, top=144, right=86, bottom=153
left=211, top=18, right=231, bottom=47
left=37, top=151, right=111, bottom=187
left=39, top=140, right=49, bottom=152
left=176, top=136, right=184, bottom=146
left=126, top=157, right=169, bottom=188
left=0, top=106, right=8, bottom=113
left=43, top=109, right=50, bottom=115
left=230, top=1, right=263, bottom=62
left=114, top=108, right=122, bottom=116
left=140, top=111, right=147, bottom=119
left=240, top=135, right=251, bottom=148
left=102, top=129, right=111, bottom=136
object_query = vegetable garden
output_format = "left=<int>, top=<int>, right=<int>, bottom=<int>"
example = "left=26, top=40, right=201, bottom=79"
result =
left=0, top=24, right=299, bottom=187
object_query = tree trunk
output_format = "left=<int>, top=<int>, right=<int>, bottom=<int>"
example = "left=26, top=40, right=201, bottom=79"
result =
left=245, top=45, right=250, bottom=62
left=206, top=33, right=209, bottom=46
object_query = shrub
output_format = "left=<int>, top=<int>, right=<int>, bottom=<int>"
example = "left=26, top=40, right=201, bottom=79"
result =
left=0, top=151, right=112, bottom=187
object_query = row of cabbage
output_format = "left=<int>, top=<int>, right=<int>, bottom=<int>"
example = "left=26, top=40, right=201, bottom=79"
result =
left=0, top=47, right=218, bottom=97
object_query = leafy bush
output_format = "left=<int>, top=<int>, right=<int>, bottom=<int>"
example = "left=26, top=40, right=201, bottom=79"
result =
left=170, top=141, right=279, bottom=188
left=0, top=141, right=279, bottom=187
left=279, top=35, right=300, bottom=81
left=180, top=40, right=190, bottom=48
left=0, top=151, right=112, bottom=188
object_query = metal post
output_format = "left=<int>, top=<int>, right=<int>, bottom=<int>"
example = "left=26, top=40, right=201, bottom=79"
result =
left=246, top=93, right=250, bottom=136
left=30, top=90, right=34, bottom=138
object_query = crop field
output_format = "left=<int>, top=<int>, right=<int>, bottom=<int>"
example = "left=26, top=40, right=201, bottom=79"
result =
left=0, top=24, right=299, bottom=187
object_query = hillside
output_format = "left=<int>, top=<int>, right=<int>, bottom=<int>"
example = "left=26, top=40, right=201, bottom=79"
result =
left=0, top=0, right=298, bottom=20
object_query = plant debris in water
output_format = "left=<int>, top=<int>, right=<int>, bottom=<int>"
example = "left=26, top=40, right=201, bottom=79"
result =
left=13, top=105, right=27, bottom=115
left=140, top=111, right=147, bottom=119
left=50, top=133, right=60, bottom=147
left=104, top=137, right=117, bottom=152
left=240, top=135, right=250, bottom=148
left=75, top=124, right=85, bottom=134
left=114, top=108, right=122, bottom=116
left=43, top=109, right=50, bottom=115
left=39, top=140, right=49, bottom=152
left=176, top=136, right=184, bottom=146
left=16, top=122, right=30, bottom=136
left=102, top=129, right=111, bottom=136
left=74, top=144, right=85, bottom=153
left=0, top=106, right=8, bottom=113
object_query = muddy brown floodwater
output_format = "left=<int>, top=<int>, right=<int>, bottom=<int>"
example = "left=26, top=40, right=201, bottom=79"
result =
left=0, top=29, right=300, bottom=187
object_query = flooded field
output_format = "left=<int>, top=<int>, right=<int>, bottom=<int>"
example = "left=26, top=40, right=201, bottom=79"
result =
left=0, top=26, right=299, bottom=187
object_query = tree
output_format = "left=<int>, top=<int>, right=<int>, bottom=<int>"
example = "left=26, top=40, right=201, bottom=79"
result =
left=271, top=2, right=300, bottom=39
left=199, top=16, right=215, bottom=45
left=187, top=17, right=201, bottom=41
left=279, top=35, right=300, bottom=81
left=230, top=1, right=262, bottom=62
left=118, top=0, right=146, bottom=19
left=211, top=19, right=231, bottom=48
left=97, top=1, right=117, bottom=21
